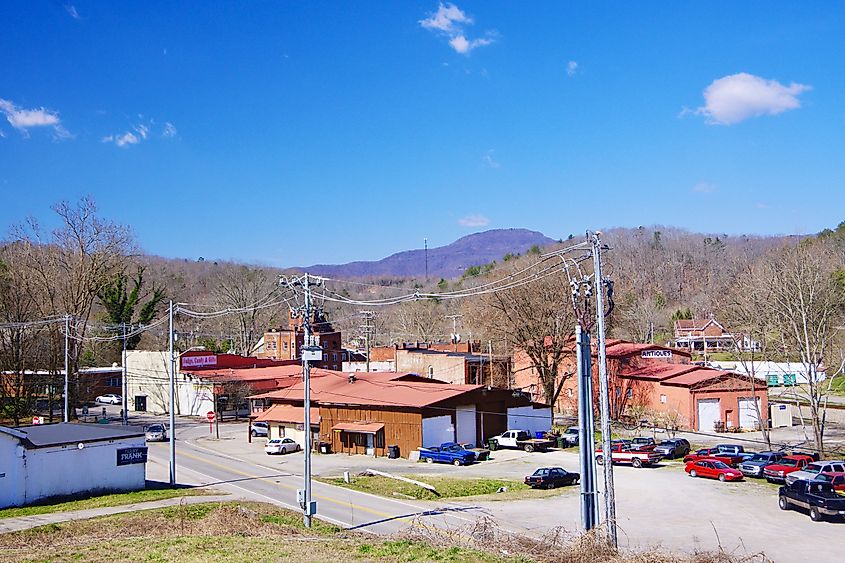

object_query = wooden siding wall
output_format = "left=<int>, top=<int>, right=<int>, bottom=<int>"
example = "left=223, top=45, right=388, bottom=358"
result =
left=319, top=406, right=422, bottom=458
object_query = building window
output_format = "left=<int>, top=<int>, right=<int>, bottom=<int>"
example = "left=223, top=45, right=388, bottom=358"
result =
left=660, top=394, right=667, bottom=404
left=567, top=388, right=573, bottom=398
left=615, top=387, right=622, bottom=397
left=626, top=388, right=633, bottom=399
left=428, top=366, right=434, bottom=378
left=375, top=430, right=385, bottom=449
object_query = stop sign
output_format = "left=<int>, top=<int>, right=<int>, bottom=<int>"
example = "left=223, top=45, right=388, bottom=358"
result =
left=206, top=411, right=215, bottom=422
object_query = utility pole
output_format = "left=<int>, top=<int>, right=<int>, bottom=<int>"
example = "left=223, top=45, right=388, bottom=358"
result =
left=168, top=300, right=176, bottom=486
left=63, top=314, right=70, bottom=423
left=591, top=232, right=618, bottom=547
left=280, top=273, right=322, bottom=528
left=424, top=238, right=429, bottom=282
left=360, top=311, right=375, bottom=372
left=576, top=324, right=599, bottom=530
left=446, top=314, right=462, bottom=351
left=122, top=322, right=128, bottom=425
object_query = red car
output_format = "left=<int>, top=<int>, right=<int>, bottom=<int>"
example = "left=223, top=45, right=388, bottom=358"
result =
left=683, top=448, right=744, bottom=467
left=763, top=455, right=815, bottom=483
left=685, top=458, right=744, bottom=482
left=818, top=473, right=845, bottom=492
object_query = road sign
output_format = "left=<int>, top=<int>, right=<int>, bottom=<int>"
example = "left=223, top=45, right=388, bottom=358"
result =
left=206, top=411, right=216, bottom=422
left=32, top=416, right=43, bottom=425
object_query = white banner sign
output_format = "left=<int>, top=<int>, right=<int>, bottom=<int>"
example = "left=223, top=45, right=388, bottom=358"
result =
left=181, top=355, right=217, bottom=368
left=641, top=350, right=672, bottom=359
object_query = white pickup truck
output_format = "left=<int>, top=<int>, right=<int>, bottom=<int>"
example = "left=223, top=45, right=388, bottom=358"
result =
left=489, top=430, right=555, bottom=453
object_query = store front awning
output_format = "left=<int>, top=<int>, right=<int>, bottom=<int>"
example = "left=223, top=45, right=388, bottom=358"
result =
left=331, top=422, right=384, bottom=434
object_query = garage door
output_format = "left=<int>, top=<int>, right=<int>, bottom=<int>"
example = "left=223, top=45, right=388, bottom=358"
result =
left=422, top=415, right=454, bottom=447
left=738, top=397, right=761, bottom=429
left=697, top=399, right=720, bottom=431
left=455, top=405, right=477, bottom=446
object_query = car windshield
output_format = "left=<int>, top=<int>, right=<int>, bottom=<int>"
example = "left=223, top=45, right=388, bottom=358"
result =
left=805, top=464, right=822, bottom=474
left=749, top=454, right=770, bottom=462
left=712, top=461, right=729, bottom=469
left=533, top=469, right=550, bottom=476
left=779, top=458, right=799, bottom=467
left=148, top=425, right=163, bottom=432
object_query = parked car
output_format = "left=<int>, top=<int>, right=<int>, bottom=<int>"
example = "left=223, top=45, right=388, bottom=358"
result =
left=250, top=421, right=269, bottom=438
left=596, top=443, right=662, bottom=468
left=817, top=473, right=845, bottom=492
left=763, top=455, right=816, bottom=483
left=654, top=438, right=691, bottom=459
left=683, top=448, right=745, bottom=467
left=685, top=458, right=744, bottom=482
left=779, top=479, right=845, bottom=521
left=95, top=393, right=122, bottom=405
left=785, top=460, right=845, bottom=485
left=418, top=442, right=477, bottom=466
left=264, top=438, right=300, bottom=455
left=489, top=430, right=556, bottom=453
left=631, top=437, right=656, bottom=451
left=145, top=423, right=167, bottom=442
left=561, top=426, right=580, bottom=446
left=739, top=451, right=787, bottom=478
left=524, top=467, right=580, bottom=489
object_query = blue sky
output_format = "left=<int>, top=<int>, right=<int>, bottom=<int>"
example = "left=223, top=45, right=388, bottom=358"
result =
left=1, top=2, right=843, bottom=266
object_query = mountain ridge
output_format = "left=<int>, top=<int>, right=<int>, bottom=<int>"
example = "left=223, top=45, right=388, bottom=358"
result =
left=301, top=228, right=557, bottom=279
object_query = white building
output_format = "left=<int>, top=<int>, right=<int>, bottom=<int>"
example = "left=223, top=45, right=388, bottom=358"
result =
left=708, top=361, right=827, bottom=386
left=0, top=423, right=147, bottom=508
left=342, top=360, right=396, bottom=372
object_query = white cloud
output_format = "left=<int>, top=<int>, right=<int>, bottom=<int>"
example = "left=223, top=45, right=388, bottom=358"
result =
left=566, top=60, right=578, bottom=77
left=420, top=3, right=494, bottom=55
left=102, top=123, right=149, bottom=148
left=692, top=181, right=716, bottom=194
left=458, top=214, right=490, bottom=228
left=420, top=3, right=471, bottom=33
left=482, top=149, right=500, bottom=169
left=692, top=73, right=811, bottom=125
left=64, top=4, right=81, bottom=20
left=0, top=97, right=71, bottom=139
left=162, top=122, right=177, bottom=138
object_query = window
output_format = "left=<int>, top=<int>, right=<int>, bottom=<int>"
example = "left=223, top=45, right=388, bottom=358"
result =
left=660, top=394, right=667, bottom=404
left=615, top=387, right=621, bottom=397
left=626, top=388, right=633, bottom=399
left=374, top=430, right=385, bottom=449
left=428, top=366, right=434, bottom=379
left=567, top=388, right=573, bottom=398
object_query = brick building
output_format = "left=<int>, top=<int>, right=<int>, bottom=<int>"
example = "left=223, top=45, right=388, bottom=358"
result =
left=258, top=310, right=346, bottom=370
left=513, top=339, right=768, bottom=431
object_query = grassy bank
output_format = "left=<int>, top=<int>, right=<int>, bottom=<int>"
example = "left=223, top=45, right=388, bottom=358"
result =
left=0, top=501, right=503, bottom=563
left=0, top=487, right=213, bottom=519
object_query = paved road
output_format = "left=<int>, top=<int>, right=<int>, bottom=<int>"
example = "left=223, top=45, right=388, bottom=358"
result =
left=145, top=424, right=489, bottom=536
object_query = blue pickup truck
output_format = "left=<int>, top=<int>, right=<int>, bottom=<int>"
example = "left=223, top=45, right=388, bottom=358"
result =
left=418, top=442, right=477, bottom=466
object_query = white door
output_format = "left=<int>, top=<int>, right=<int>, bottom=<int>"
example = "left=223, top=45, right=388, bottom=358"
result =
left=738, top=397, right=761, bottom=429
left=697, top=399, right=720, bottom=431
left=455, top=405, right=477, bottom=446
left=422, top=415, right=454, bottom=447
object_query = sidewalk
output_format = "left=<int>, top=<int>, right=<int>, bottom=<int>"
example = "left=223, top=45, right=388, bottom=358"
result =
left=0, top=494, right=231, bottom=535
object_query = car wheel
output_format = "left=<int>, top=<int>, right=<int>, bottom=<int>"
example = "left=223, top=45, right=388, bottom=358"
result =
left=251, top=431, right=257, bottom=437
left=572, top=478, right=579, bottom=485
left=690, top=470, right=698, bottom=478
left=426, top=457, right=434, bottom=463
left=596, top=455, right=604, bottom=465
left=524, top=444, right=535, bottom=453
left=778, top=496, right=789, bottom=511
left=453, top=459, right=462, bottom=467
left=810, top=507, right=824, bottom=522
left=718, top=474, right=726, bottom=482
left=632, top=458, right=643, bottom=469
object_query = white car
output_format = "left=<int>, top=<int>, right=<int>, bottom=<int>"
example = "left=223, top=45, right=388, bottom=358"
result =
left=95, top=394, right=122, bottom=405
left=264, top=438, right=301, bottom=455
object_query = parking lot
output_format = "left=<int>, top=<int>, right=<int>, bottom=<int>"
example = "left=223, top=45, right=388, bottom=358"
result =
left=173, top=419, right=842, bottom=563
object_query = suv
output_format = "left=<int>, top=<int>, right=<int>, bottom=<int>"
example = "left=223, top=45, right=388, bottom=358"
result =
left=655, top=438, right=691, bottom=459
left=561, top=426, right=580, bottom=446
left=763, top=455, right=815, bottom=483
left=739, top=451, right=786, bottom=478
left=251, top=421, right=269, bottom=438
left=786, top=460, right=845, bottom=485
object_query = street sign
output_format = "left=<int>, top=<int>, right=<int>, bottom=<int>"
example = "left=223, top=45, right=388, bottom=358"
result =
left=206, top=411, right=216, bottom=422
left=302, top=345, right=323, bottom=362
left=32, top=416, right=43, bottom=425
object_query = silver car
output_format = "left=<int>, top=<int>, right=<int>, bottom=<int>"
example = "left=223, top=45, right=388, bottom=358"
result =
left=145, top=423, right=168, bottom=442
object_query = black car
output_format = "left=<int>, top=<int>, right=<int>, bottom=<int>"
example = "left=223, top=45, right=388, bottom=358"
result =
left=779, top=479, right=845, bottom=521
left=654, top=438, right=690, bottom=459
left=524, top=467, right=580, bottom=489
left=739, top=451, right=786, bottom=478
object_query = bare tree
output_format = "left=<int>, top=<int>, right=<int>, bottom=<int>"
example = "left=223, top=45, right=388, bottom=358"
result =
left=213, top=264, right=282, bottom=356
left=389, top=300, right=446, bottom=343
left=763, top=242, right=845, bottom=456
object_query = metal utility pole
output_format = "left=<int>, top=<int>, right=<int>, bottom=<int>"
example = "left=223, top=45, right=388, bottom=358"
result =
left=591, top=232, right=618, bottom=547
left=168, top=300, right=177, bottom=486
left=576, top=324, right=599, bottom=530
left=424, top=238, right=429, bottom=282
left=280, top=273, right=322, bottom=528
left=122, top=323, right=128, bottom=425
left=360, top=311, right=375, bottom=372
left=63, top=314, right=70, bottom=423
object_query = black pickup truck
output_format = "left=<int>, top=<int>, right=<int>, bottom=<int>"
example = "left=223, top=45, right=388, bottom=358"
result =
left=778, top=479, right=845, bottom=522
